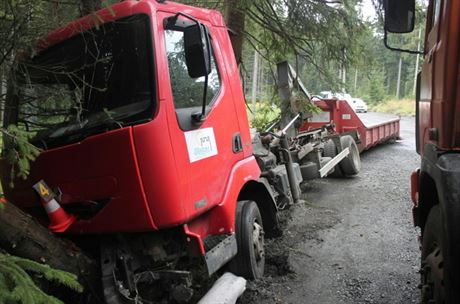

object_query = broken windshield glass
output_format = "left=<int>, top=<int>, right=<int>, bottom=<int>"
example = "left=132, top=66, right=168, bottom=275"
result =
left=16, top=13, right=156, bottom=149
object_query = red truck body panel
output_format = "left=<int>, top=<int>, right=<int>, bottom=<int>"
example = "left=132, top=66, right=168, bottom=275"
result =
left=300, top=99, right=400, bottom=152
left=2, top=0, right=258, bottom=238
left=419, top=0, right=460, bottom=153
left=2, top=127, right=157, bottom=233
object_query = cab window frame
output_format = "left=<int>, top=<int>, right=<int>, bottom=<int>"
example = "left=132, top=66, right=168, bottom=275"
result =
left=163, top=17, right=222, bottom=130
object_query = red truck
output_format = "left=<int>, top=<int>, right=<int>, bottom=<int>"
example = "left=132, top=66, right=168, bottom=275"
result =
left=384, top=0, right=460, bottom=303
left=277, top=61, right=401, bottom=154
left=1, top=0, right=362, bottom=302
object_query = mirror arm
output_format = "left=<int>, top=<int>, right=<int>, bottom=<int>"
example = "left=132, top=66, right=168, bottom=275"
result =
left=193, top=25, right=212, bottom=123
left=192, top=57, right=209, bottom=123
left=167, top=12, right=212, bottom=123
left=384, top=30, right=424, bottom=55
left=192, top=74, right=208, bottom=123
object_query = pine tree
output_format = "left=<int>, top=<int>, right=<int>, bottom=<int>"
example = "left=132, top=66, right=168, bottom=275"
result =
left=0, top=252, right=83, bottom=304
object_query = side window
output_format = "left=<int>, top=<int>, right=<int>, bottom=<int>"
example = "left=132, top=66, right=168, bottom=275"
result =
left=165, top=29, right=221, bottom=109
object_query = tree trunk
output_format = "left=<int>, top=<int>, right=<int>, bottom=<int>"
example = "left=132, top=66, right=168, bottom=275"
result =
left=0, top=201, right=101, bottom=302
left=2, top=70, right=18, bottom=129
left=224, top=0, right=246, bottom=65
left=354, top=68, right=358, bottom=93
left=250, top=50, right=259, bottom=118
left=396, top=56, right=403, bottom=99
left=0, top=68, right=4, bottom=127
left=2, top=67, right=19, bottom=152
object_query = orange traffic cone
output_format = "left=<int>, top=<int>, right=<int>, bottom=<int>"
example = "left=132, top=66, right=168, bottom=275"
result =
left=41, top=197, right=76, bottom=233
left=33, top=180, right=76, bottom=233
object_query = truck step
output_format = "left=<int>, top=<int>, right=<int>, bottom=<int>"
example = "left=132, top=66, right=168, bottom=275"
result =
left=205, top=234, right=237, bottom=276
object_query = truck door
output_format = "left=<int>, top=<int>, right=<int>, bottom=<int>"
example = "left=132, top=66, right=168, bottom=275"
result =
left=159, top=12, right=244, bottom=220
left=419, top=0, right=442, bottom=152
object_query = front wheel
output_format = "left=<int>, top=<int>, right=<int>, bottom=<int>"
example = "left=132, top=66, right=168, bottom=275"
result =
left=229, top=200, right=265, bottom=280
left=421, top=205, right=445, bottom=304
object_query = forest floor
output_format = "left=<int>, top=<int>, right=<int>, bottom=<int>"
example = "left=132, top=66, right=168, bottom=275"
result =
left=239, top=115, right=421, bottom=304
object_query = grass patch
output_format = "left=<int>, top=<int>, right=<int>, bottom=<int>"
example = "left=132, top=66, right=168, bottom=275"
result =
left=371, top=98, right=415, bottom=116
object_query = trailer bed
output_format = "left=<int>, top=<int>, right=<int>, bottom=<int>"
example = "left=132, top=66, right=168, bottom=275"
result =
left=356, top=112, right=400, bottom=151
left=300, top=99, right=400, bottom=152
left=357, top=112, right=399, bottom=127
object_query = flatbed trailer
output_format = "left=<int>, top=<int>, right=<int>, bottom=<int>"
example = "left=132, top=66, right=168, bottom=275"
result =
left=300, top=99, right=400, bottom=152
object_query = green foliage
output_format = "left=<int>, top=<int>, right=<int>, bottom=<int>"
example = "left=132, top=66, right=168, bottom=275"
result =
left=372, top=98, right=415, bottom=116
left=249, top=102, right=281, bottom=131
left=359, top=68, right=387, bottom=105
left=0, top=252, right=83, bottom=304
left=290, top=91, right=322, bottom=114
left=1, top=125, right=41, bottom=183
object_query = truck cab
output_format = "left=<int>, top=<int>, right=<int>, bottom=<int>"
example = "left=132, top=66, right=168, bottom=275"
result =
left=1, top=1, right=280, bottom=301
left=384, top=1, right=460, bottom=303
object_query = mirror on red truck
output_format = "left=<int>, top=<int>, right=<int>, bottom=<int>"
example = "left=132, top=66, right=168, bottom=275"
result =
left=184, top=24, right=212, bottom=78
left=382, top=0, right=423, bottom=55
left=166, top=13, right=212, bottom=123
left=383, top=0, right=416, bottom=33
left=165, top=14, right=211, bottom=79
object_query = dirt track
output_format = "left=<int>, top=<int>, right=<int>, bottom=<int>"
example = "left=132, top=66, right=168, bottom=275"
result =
left=240, top=116, right=421, bottom=304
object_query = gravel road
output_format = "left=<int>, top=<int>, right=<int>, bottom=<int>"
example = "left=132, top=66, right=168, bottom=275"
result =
left=240, top=115, right=421, bottom=304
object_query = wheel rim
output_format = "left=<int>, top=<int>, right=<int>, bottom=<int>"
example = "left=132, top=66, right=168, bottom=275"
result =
left=350, top=144, right=360, bottom=170
left=422, top=244, right=445, bottom=304
left=252, top=221, right=265, bottom=265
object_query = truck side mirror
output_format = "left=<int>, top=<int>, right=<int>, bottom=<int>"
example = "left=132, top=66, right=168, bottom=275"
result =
left=383, top=0, right=415, bottom=33
left=184, top=23, right=211, bottom=78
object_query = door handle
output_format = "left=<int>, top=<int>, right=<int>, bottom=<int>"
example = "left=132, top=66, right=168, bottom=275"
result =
left=232, top=133, right=243, bottom=153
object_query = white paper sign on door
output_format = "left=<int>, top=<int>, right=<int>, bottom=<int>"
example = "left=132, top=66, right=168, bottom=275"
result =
left=184, top=127, right=218, bottom=163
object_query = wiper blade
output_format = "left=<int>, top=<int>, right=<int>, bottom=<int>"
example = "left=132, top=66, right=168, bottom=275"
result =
left=33, top=120, right=123, bottom=149
left=49, top=119, right=88, bottom=139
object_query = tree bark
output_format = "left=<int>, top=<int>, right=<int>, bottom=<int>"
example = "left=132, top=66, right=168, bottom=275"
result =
left=396, top=56, right=402, bottom=99
left=0, top=201, right=101, bottom=302
left=250, top=50, right=259, bottom=118
left=224, top=0, right=246, bottom=65
left=2, top=67, right=19, bottom=152
left=2, top=70, right=19, bottom=130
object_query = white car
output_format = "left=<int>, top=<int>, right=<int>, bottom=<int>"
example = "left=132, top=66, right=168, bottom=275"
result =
left=317, top=92, right=368, bottom=113
left=351, top=98, right=368, bottom=113
left=319, top=91, right=333, bottom=99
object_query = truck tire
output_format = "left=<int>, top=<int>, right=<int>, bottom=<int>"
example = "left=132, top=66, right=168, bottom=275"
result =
left=339, top=135, right=361, bottom=176
left=229, top=200, right=265, bottom=280
left=323, top=139, right=343, bottom=177
left=421, top=205, right=445, bottom=304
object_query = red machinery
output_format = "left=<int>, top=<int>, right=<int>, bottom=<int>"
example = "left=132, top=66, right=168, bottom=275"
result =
left=384, top=0, right=460, bottom=303
left=0, top=1, right=362, bottom=302
left=1, top=1, right=281, bottom=302
left=302, top=99, right=400, bottom=152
